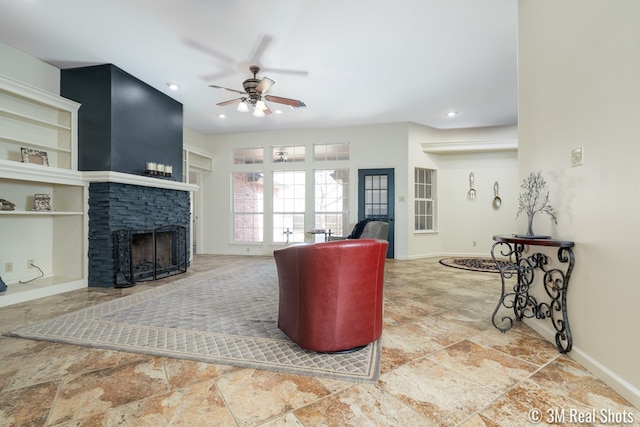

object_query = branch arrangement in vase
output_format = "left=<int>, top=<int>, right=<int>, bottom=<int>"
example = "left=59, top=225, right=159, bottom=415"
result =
left=516, top=171, right=557, bottom=236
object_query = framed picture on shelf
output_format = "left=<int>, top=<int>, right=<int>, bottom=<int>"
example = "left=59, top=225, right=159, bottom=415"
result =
left=21, top=147, right=49, bottom=166
left=33, top=194, right=52, bottom=211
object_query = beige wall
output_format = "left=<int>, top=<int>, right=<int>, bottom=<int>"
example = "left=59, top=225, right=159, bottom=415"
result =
left=519, top=0, right=640, bottom=406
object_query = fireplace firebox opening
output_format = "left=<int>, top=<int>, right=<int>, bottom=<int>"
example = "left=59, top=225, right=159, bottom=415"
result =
left=114, top=225, right=187, bottom=287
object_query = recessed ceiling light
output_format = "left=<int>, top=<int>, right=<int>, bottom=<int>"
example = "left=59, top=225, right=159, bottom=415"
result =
left=167, top=83, right=179, bottom=91
left=274, top=110, right=283, bottom=114
left=447, top=111, right=458, bottom=117
left=217, top=114, right=226, bottom=119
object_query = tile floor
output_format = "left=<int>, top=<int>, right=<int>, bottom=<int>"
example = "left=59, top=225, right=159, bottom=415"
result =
left=0, top=255, right=638, bottom=426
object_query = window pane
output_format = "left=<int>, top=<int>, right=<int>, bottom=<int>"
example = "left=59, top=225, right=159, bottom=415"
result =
left=314, top=143, right=350, bottom=161
left=233, top=147, right=264, bottom=164
left=273, top=145, right=305, bottom=163
left=273, top=170, right=306, bottom=243
left=414, top=168, right=436, bottom=231
left=315, top=169, right=349, bottom=236
left=232, top=172, right=264, bottom=241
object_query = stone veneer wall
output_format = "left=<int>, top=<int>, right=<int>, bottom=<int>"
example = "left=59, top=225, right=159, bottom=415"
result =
left=88, top=182, right=190, bottom=287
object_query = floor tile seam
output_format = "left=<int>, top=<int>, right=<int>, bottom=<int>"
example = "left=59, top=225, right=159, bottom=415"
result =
left=465, top=328, right=561, bottom=369
left=275, top=381, right=434, bottom=427
left=43, top=376, right=77, bottom=427
left=418, top=342, right=503, bottom=396
left=267, top=387, right=356, bottom=425
left=372, top=382, right=437, bottom=426
left=210, top=377, right=244, bottom=427
left=463, top=333, right=547, bottom=371
left=73, top=351, right=164, bottom=388
left=456, top=353, right=567, bottom=425
left=419, top=338, right=552, bottom=405
left=1, top=368, right=73, bottom=395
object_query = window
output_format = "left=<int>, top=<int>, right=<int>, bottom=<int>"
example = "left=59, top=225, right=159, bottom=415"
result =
left=273, top=145, right=305, bottom=163
left=232, top=172, right=264, bottom=242
left=314, top=169, right=349, bottom=236
left=273, top=170, right=306, bottom=243
left=314, top=143, right=349, bottom=161
left=415, top=168, right=435, bottom=231
left=233, top=147, right=263, bottom=164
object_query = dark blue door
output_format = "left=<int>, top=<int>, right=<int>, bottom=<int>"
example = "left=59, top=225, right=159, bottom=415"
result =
left=358, top=168, right=394, bottom=258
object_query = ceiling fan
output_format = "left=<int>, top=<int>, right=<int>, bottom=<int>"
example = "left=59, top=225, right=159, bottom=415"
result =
left=209, top=65, right=307, bottom=117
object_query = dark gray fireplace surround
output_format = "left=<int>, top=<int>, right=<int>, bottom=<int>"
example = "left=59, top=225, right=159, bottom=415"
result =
left=60, top=63, right=190, bottom=287
left=88, top=182, right=190, bottom=287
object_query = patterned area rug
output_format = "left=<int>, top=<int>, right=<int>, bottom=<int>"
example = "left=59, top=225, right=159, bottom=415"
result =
left=439, top=257, right=516, bottom=273
left=6, top=260, right=381, bottom=383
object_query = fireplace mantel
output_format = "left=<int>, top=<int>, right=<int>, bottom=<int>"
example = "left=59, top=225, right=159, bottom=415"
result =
left=82, top=171, right=198, bottom=192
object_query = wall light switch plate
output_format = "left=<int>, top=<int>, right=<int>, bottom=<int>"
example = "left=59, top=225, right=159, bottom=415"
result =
left=571, top=147, right=584, bottom=167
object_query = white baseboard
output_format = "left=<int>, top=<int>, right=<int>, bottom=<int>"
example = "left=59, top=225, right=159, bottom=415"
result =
left=396, top=252, right=491, bottom=261
left=523, top=319, right=640, bottom=409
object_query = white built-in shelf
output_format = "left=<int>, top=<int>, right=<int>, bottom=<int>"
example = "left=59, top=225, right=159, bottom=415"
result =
left=0, top=106, right=72, bottom=130
left=0, top=73, right=86, bottom=307
left=183, top=147, right=214, bottom=174
left=0, top=73, right=79, bottom=170
left=0, top=210, right=84, bottom=216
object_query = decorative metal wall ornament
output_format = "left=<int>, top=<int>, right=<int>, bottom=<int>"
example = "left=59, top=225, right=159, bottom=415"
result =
left=492, top=181, right=502, bottom=209
left=516, top=171, right=557, bottom=237
left=467, top=172, right=476, bottom=200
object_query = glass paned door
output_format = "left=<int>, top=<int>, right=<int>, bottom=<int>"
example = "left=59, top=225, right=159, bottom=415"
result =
left=358, top=168, right=394, bottom=258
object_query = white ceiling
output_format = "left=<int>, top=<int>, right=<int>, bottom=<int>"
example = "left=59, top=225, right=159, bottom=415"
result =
left=0, top=0, right=518, bottom=135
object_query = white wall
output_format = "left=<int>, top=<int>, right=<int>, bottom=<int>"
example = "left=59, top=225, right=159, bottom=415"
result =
left=409, top=124, right=519, bottom=258
left=200, top=123, right=410, bottom=256
left=519, top=0, right=640, bottom=407
left=434, top=151, right=518, bottom=255
left=195, top=122, right=520, bottom=260
left=0, top=42, right=59, bottom=93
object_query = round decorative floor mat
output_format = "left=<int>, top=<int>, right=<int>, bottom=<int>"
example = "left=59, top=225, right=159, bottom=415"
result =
left=439, top=257, right=516, bottom=273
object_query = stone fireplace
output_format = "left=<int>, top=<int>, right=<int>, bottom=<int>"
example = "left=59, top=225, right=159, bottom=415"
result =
left=87, top=179, right=191, bottom=288
left=60, top=63, right=193, bottom=288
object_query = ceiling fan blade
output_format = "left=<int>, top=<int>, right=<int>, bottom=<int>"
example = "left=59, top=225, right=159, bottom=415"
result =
left=256, top=77, right=275, bottom=94
left=264, top=95, right=307, bottom=108
left=251, top=35, right=273, bottom=64
left=201, top=70, right=236, bottom=81
left=216, top=98, right=244, bottom=106
left=260, top=66, right=309, bottom=76
left=184, top=39, right=237, bottom=66
left=209, top=84, right=247, bottom=95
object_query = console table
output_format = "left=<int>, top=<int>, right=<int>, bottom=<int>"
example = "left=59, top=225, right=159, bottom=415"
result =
left=491, top=234, right=575, bottom=353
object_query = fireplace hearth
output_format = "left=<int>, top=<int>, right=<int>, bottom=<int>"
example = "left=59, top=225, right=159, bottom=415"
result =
left=114, top=225, right=187, bottom=287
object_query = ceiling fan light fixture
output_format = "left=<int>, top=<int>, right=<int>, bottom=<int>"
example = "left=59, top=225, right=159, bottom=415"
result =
left=236, top=101, right=250, bottom=113
left=253, top=108, right=266, bottom=118
left=255, top=99, right=267, bottom=111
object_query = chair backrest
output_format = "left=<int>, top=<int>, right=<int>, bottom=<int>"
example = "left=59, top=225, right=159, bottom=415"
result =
left=359, top=221, right=389, bottom=240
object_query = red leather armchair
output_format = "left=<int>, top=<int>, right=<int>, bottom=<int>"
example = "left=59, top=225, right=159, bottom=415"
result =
left=273, top=239, right=389, bottom=352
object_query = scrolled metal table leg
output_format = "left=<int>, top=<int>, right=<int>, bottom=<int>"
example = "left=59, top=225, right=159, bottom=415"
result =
left=491, top=241, right=518, bottom=332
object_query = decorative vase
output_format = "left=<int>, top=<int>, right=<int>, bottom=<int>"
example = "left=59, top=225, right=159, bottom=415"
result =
left=526, top=213, right=535, bottom=237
